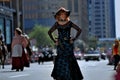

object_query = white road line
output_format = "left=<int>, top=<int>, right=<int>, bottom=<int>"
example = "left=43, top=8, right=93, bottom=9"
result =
left=9, top=74, right=30, bottom=78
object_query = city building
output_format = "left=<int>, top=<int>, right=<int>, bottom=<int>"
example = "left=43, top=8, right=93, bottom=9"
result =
left=68, top=0, right=89, bottom=43
left=87, top=0, right=116, bottom=38
left=0, top=0, right=24, bottom=51
left=23, top=0, right=68, bottom=31
left=23, top=0, right=89, bottom=44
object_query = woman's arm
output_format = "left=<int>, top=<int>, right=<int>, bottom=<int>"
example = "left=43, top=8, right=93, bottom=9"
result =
left=21, top=36, right=28, bottom=48
left=48, top=23, right=57, bottom=43
left=71, top=22, right=82, bottom=41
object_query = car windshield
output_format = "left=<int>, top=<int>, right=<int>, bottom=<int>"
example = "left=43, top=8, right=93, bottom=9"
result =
left=87, top=51, right=93, bottom=54
left=94, top=51, right=99, bottom=54
left=74, top=51, right=81, bottom=54
left=87, top=51, right=99, bottom=54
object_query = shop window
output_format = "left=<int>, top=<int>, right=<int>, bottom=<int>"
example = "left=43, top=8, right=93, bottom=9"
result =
left=6, top=20, right=11, bottom=44
left=0, top=18, right=4, bottom=33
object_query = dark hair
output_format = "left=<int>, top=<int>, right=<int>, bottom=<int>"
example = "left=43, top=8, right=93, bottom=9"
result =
left=15, top=28, right=22, bottom=35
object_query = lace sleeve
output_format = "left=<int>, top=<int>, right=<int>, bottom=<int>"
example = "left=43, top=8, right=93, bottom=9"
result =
left=48, top=22, right=57, bottom=43
left=71, top=22, right=82, bottom=41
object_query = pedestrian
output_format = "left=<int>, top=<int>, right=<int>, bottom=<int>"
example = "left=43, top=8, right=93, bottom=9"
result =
left=38, top=52, right=44, bottom=64
left=48, top=7, right=83, bottom=80
left=23, top=33, right=32, bottom=63
left=0, top=29, right=5, bottom=44
left=112, top=39, right=120, bottom=70
left=114, top=62, right=120, bottom=80
left=106, top=48, right=113, bottom=65
left=0, top=29, right=7, bottom=69
left=11, top=28, right=28, bottom=71
left=0, top=29, right=6, bottom=54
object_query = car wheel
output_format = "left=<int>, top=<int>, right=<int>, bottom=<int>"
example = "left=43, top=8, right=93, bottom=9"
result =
left=97, top=58, right=100, bottom=61
left=85, top=59, right=89, bottom=61
left=78, top=57, right=81, bottom=60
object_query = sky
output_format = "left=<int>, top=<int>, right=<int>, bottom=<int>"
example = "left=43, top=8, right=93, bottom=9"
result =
left=115, top=0, right=120, bottom=38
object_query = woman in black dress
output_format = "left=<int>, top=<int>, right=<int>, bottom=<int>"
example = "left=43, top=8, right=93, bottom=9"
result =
left=48, top=7, right=83, bottom=80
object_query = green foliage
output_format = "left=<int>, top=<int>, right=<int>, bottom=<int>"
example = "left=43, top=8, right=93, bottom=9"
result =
left=28, top=25, right=54, bottom=47
left=74, top=39, right=86, bottom=52
left=88, top=36, right=98, bottom=49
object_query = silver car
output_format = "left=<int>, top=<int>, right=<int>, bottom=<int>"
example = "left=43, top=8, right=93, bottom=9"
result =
left=84, top=51, right=100, bottom=61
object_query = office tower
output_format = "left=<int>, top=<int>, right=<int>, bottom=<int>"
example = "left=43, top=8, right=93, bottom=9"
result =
left=23, top=0, right=89, bottom=43
left=88, top=0, right=116, bottom=38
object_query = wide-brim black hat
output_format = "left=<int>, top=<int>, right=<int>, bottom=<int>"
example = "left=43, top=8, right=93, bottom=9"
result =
left=54, top=7, right=70, bottom=19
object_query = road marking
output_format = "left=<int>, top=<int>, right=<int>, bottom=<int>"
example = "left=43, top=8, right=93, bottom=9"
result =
left=9, top=74, right=30, bottom=78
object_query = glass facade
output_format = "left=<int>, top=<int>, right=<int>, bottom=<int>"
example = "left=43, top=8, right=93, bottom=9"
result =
left=0, top=17, right=12, bottom=44
left=0, top=18, right=4, bottom=32
left=6, top=20, right=11, bottom=44
left=88, top=0, right=116, bottom=38
left=23, top=0, right=66, bottom=31
left=74, top=0, right=78, bottom=12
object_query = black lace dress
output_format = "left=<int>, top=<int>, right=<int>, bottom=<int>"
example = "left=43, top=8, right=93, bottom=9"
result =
left=48, top=21, right=83, bottom=80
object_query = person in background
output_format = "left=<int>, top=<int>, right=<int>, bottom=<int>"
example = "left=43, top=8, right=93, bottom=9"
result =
left=112, top=39, right=120, bottom=70
left=0, top=29, right=5, bottom=44
left=106, top=48, right=113, bottom=65
left=23, top=33, right=32, bottom=63
left=114, top=62, right=120, bottom=80
left=38, top=52, right=44, bottom=64
left=114, top=39, right=120, bottom=80
left=11, top=28, right=28, bottom=71
left=48, top=7, right=83, bottom=80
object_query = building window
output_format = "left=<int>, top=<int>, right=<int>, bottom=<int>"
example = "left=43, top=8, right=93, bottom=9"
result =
left=97, top=35, right=101, bottom=38
left=6, top=20, right=11, bottom=44
left=95, top=10, right=100, bottom=13
left=68, top=0, right=72, bottom=11
left=103, top=35, right=106, bottom=38
left=95, top=2, right=100, bottom=4
left=0, top=18, right=4, bottom=33
left=95, top=18, right=101, bottom=21
left=88, top=0, right=92, bottom=4
left=89, top=21, right=91, bottom=25
left=94, top=6, right=100, bottom=9
left=95, top=23, right=101, bottom=25
left=95, top=27, right=101, bottom=30
left=103, top=27, right=106, bottom=29
left=95, top=14, right=101, bottom=17
left=0, top=1, right=3, bottom=6
left=74, top=0, right=78, bottom=12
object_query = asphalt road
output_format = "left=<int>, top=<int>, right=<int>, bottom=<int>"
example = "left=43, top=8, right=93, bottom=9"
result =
left=0, top=60, right=117, bottom=80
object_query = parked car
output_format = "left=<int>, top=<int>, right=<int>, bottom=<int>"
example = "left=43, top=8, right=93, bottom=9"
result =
left=84, top=50, right=100, bottom=61
left=74, top=50, right=83, bottom=60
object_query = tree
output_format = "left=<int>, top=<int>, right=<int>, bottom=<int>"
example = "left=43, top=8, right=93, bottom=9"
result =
left=28, top=25, right=54, bottom=47
left=88, top=36, right=98, bottom=49
left=74, top=39, right=87, bottom=53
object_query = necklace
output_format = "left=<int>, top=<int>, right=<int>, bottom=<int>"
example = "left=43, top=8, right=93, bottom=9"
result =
left=59, top=19, right=66, bottom=22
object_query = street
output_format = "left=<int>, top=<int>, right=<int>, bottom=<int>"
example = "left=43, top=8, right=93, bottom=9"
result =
left=0, top=60, right=116, bottom=80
